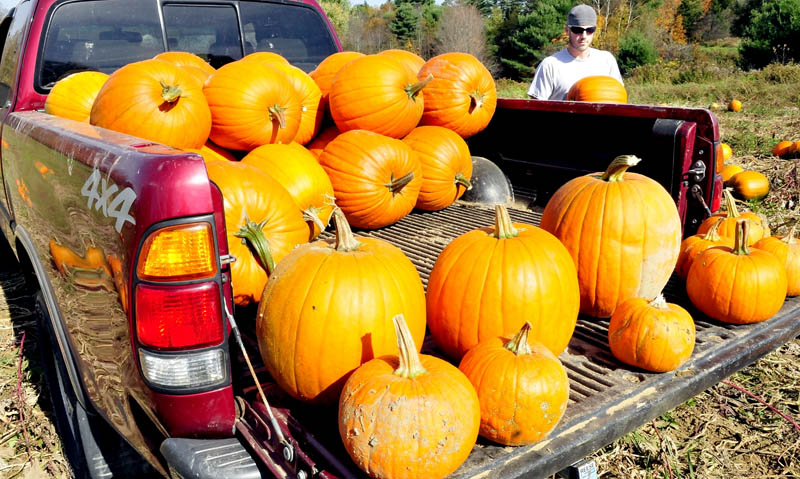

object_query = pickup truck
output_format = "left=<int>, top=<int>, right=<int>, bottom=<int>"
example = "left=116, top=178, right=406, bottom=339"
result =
left=2, top=1, right=799, bottom=478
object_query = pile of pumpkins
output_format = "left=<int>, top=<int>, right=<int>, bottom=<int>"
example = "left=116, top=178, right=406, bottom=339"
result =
left=719, top=142, right=771, bottom=200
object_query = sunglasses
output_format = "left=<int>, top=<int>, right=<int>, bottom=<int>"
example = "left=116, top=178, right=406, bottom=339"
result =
left=569, top=26, right=596, bottom=35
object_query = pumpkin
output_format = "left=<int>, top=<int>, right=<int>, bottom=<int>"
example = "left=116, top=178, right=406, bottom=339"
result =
left=339, top=314, right=479, bottom=479
left=458, top=322, right=569, bottom=446
left=45, top=71, right=109, bottom=122
left=267, top=63, right=323, bottom=145
left=417, top=52, right=497, bottom=139
left=427, top=204, right=579, bottom=360
left=241, top=143, right=335, bottom=239
left=772, top=140, right=795, bottom=157
left=153, top=51, right=215, bottom=74
left=203, top=60, right=302, bottom=150
left=306, top=125, right=341, bottom=158
left=329, top=55, right=431, bottom=138
left=728, top=170, right=769, bottom=200
left=675, top=218, right=733, bottom=279
left=720, top=142, right=733, bottom=162
left=608, top=295, right=695, bottom=372
left=318, top=129, right=422, bottom=229
left=309, top=51, right=365, bottom=110
left=566, top=75, right=627, bottom=104
left=687, top=219, right=787, bottom=324
left=754, top=223, right=800, bottom=296
left=180, top=65, right=211, bottom=87
left=721, top=164, right=743, bottom=185
left=696, top=188, right=768, bottom=245
left=49, top=240, right=111, bottom=279
left=540, top=155, right=682, bottom=318
left=185, top=143, right=236, bottom=164
left=402, top=125, right=472, bottom=211
left=205, top=161, right=308, bottom=306
left=257, top=209, right=427, bottom=405
left=90, top=60, right=211, bottom=149
left=239, top=51, right=290, bottom=65
left=728, top=99, right=742, bottom=112
left=377, top=49, right=425, bottom=78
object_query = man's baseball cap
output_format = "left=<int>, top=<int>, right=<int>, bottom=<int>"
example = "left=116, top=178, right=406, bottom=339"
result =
left=567, top=4, right=597, bottom=26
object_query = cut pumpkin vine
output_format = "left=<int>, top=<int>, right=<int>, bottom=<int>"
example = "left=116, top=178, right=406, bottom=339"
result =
left=234, top=217, right=276, bottom=275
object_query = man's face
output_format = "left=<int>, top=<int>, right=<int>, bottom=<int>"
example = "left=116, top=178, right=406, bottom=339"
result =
left=566, top=25, right=595, bottom=52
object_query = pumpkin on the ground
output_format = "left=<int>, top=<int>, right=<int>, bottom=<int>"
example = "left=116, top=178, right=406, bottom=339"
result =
left=427, top=204, right=579, bottom=360
left=728, top=170, right=769, bottom=200
left=258, top=209, right=427, bottom=405
left=458, top=322, right=569, bottom=446
left=540, top=155, right=682, bottom=318
left=728, top=99, right=742, bottom=111
left=772, top=140, right=795, bottom=157
left=608, top=295, right=695, bottom=372
left=721, top=164, right=743, bottom=185
left=754, top=223, right=800, bottom=296
left=45, top=71, right=109, bottom=122
left=720, top=142, right=733, bottom=162
left=566, top=75, right=627, bottom=103
left=339, top=314, right=479, bottom=479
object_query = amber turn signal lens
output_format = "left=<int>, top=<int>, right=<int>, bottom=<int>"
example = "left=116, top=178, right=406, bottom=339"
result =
left=137, top=222, right=217, bottom=281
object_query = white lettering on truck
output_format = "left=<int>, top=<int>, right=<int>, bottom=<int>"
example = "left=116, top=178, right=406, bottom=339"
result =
left=81, top=169, right=136, bottom=233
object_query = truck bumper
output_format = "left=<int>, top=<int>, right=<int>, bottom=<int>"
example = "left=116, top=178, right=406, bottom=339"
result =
left=161, top=437, right=264, bottom=479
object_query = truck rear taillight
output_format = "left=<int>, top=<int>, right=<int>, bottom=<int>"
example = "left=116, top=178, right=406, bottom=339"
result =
left=715, top=142, right=724, bottom=174
left=137, top=222, right=217, bottom=281
left=135, top=282, right=223, bottom=349
left=139, top=348, right=226, bottom=389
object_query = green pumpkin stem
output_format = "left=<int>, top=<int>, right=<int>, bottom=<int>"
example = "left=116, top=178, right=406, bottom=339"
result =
left=303, top=205, right=328, bottom=234
left=234, top=217, right=276, bottom=275
left=600, top=155, right=642, bottom=182
left=159, top=81, right=181, bottom=103
left=504, top=322, right=533, bottom=356
left=386, top=171, right=415, bottom=195
left=649, top=294, right=669, bottom=310
left=783, top=223, right=799, bottom=245
left=406, top=74, right=433, bottom=100
left=455, top=172, right=472, bottom=190
left=268, top=104, right=287, bottom=129
left=722, top=188, right=741, bottom=218
left=392, top=314, right=427, bottom=378
left=494, top=204, right=519, bottom=239
left=704, top=217, right=725, bottom=241
left=331, top=207, right=362, bottom=252
left=733, top=219, right=750, bottom=256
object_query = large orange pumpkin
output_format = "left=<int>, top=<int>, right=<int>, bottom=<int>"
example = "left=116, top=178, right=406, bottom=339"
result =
left=540, top=155, right=682, bottom=318
left=458, top=322, right=569, bottom=446
left=567, top=75, right=627, bottom=103
left=205, top=161, right=308, bottom=306
left=427, top=204, right=580, bottom=360
left=90, top=60, right=211, bottom=149
left=402, top=125, right=472, bottom=210
left=309, top=51, right=365, bottom=110
left=687, top=219, right=787, bottom=324
left=257, top=210, right=427, bottom=405
left=203, top=60, right=302, bottom=150
left=754, top=223, right=800, bottom=296
left=696, top=188, right=768, bottom=245
left=45, top=71, right=109, bottom=122
left=675, top=218, right=733, bottom=279
left=318, top=129, right=422, bottom=229
left=339, top=314, right=479, bottom=479
left=417, top=52, right=497, bottom=139
left=306, top=125, right=341, bottom=158
left=239, top=51, right=290, bottom=66
left=153, top=51, right=215, bottom=74
left=266, top=63, right=323, bottom=145
left=377, top=49, right=425, bottom=78
left=329, top=55, right=430, bottom=138
left=241, top=143, right=335, bottom=240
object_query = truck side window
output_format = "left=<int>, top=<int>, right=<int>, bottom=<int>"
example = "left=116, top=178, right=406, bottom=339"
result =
left=0, top=1, right=32, bottom=107
left=162, top=4, right=240, bottom=69
left=36, top=0, right=163, bottom=92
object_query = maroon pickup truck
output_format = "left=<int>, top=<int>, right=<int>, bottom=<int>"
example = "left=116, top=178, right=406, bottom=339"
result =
left=2, top=1, right=798, bottom=478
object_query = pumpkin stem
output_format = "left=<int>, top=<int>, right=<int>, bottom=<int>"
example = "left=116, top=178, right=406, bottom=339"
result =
left=733, top=219, right=750, bottom=256
left=405, top=74, right=433, bottom=100
left=494, top=204, right=519, bottom=239
left=783, top=223, right=799, bottom=245
left=600, top=155, right=642, bottom=182
left=392, top=314, right=427, bottom=378
left=386, top=171, right=415, bottom=195
left=704, top=217, right=725, bottom=241
left=331, top=207, right=362, bottom=252
left=234, top=217, right=276, bottom=275
left=455, top=172, right=472, bottom=190
left=469, top=90, right=484, bottom=114
left=268, top=104, right=287, bottom=129
left=159, top=81, right=182, bottom=103
left=722, top=188, right=741, bottom=218
left=504, top=322, right=533, bottom=356
left=303, top=205, right=328, bottom=234
left=649, top=294, right=669, bottom=310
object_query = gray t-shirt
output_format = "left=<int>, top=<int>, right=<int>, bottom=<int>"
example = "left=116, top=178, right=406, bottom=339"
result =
left=527, top=48, right=623, bottom=100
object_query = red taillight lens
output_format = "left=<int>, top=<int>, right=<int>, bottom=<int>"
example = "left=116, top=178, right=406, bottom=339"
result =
left=711, top=175, right=723, bottom=212
left=136, top=282, right=223, bottom=350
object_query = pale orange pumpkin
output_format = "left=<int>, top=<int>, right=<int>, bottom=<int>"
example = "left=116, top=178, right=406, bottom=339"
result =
left=45, top=71, right=109, bottom=122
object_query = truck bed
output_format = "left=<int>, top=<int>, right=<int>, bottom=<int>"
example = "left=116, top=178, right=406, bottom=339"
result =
left=198, top=200, right=800, bottom=479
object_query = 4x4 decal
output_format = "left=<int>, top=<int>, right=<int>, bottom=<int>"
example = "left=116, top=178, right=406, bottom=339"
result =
left=80, top=169, right=136, bottom=233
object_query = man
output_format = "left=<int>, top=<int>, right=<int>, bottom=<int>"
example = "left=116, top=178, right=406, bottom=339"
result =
left=527, top=4, right=623, bottom=100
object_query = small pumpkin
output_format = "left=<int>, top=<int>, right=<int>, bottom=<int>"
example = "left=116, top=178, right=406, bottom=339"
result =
left=721, top=164, right=743, bottom=185
left=728, top=170, right=769, bottom=200
left=376, top=49, right=425, bottom=78
left=696, top=188, right=768, bottom=246
left=258, top=209, right=427, bottom=405
left=675, top=218, right=733, bottom=279
left=402, top=125, right=472, bottom=211
left=427, top=204, right=580, bottom=360
left=339, top=314, right=479, bottom=479
left=417, top=52, right=497, bottom=139
left=687, top=219, right=787, bottom=324
left=720, top=142, right=733, bottom=162
left=753, top=223, right=800, bottom=296
left=566, top=75, right=627, bottom=104
left=45, top=71, right=109, bottom=122
left=728, top=99, right=742, bottom=112
left=309, top=51, right=366, bottom=110
left=318, top=129, right=422, bottom=229
left=772, top=140, right=796, bottom=157
left=90, top=60, right=211, bottom=149
left=608, top=294, right=695, bottom=373
left=458, top=322, right=569, bottom=446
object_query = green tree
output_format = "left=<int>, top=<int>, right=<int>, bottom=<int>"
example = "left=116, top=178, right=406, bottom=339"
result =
left=678, top=0, right=705, bottom=37
left=391, top=2, right=420, bottom=46
left=617, top=31, right=658, bottom=74
left=739, top=0, right=800, bottom=68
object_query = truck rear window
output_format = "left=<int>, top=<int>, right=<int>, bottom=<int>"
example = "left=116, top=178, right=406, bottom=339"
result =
left=37, top=0, right=338, bottom=91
